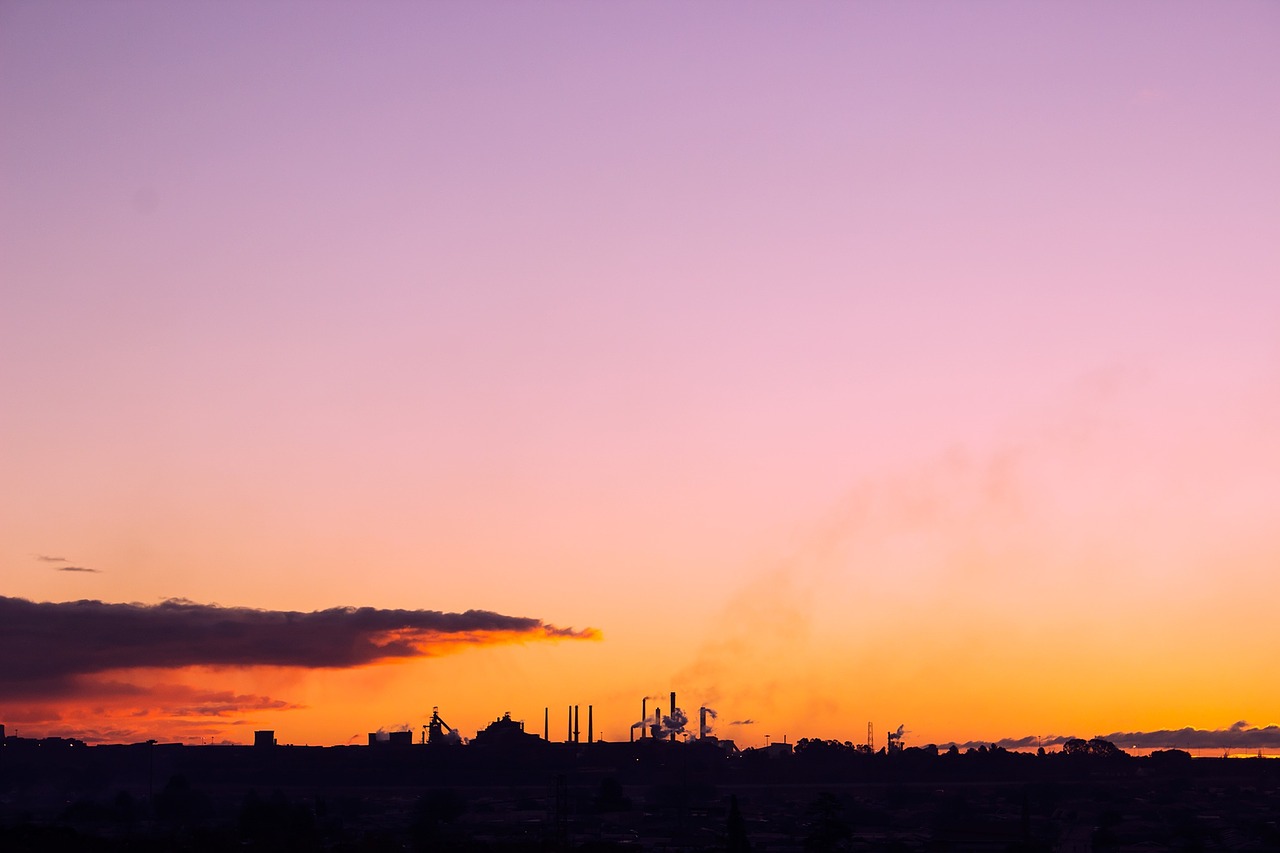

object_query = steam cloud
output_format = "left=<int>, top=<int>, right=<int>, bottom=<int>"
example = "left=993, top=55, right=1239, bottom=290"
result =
left=0, top=595, right=598, bottom=700
left=631, top=706, right=692, bottom=738
left=662, top=707, right=689, bottom=738
left=699, top=706, right=718, bottom=737
left=949, top=721, right=1280, bottom=751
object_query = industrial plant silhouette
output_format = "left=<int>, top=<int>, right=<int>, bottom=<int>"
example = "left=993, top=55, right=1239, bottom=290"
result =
left=4, top=702, right=1280, bottom=851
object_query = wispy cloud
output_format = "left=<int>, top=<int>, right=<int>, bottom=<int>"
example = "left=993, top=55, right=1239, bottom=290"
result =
left=729, top=719, right=756, bottom=726
left=0, top=595, right=599, bottom=701
left=35, top=555, right=100, bottom=571
left=5, top=681, right=301, bottom=724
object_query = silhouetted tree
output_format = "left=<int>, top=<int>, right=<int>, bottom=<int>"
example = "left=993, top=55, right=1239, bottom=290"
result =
left=804, top=792, right=851, bottom=853
left=727, top=794, right=751, bottom=853
left=1086, top=738, right=1125, bottom=758
left=410, top=788, right=467, bottom=851
left=154, top=774, right=209, bottom=825
left=112, top=790, right=137, bottom=825
left=1148, top=748, right=1192, bottom=767
left=1063, top=737, right=1126, bottom=758
left=239, top=789, right=317, bottom=849
left=593, top=777, right=631, bottom=813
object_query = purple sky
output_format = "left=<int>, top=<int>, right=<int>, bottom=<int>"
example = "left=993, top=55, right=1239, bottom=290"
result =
left=2, top=1, right=1278, bottom=746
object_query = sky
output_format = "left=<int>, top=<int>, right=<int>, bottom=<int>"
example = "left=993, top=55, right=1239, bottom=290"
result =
left=2, top=0, right=1278, bottom=750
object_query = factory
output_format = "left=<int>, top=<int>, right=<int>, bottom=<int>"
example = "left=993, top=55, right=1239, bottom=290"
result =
left=230, top=688, right=767, bottom=754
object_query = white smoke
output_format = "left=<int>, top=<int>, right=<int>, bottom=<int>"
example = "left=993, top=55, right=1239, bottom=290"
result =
left=662, top=707, right=689, bottom=737
left=700, top=706, right=718, bottom=737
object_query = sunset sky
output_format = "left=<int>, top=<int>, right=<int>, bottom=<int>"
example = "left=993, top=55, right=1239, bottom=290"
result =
left=2, top=1, right=1278, bottom=750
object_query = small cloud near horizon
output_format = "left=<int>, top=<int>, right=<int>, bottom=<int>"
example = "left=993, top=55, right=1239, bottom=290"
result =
left=34, top=555, right=100, bottom=571
left=729, top=719, right=756, bottom=726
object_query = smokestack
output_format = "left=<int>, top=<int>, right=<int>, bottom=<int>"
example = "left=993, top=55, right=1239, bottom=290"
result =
left=641, top=698, right=648, bottom=739
left=574, top=705, right=580, bottom=743
left=567, top=705, right=572, bottom=743
left=588, top=705, right=593, bottom=744
left=670, top=692, right=676, bottom=742
left=544, top=707, right=548, bottom=741
left=700, top=707, right=707, bottom=740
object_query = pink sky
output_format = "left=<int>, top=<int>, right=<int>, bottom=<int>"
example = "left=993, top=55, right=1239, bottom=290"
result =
left=2, top=1, right=1278, bottom=748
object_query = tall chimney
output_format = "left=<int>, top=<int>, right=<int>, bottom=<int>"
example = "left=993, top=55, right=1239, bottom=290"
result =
left=574, top=705, right=580, bottom=743
left=670, top=692, right=676, bottom=742
left=567, top=705, right=572, bottom=742
left=641, top=698, right=648, bottom=739
left=544, top=707, right=548, bottom=741
left=700, top=707, right=707, bottom=740
left=588, top=705, right=594, bottom=744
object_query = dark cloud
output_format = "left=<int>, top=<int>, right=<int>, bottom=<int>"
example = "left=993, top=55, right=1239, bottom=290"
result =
left=948, top=722, right=1280, bottom=751
left=1096, top=722, right=1280, bottom=750
left=0, top=595, right=598, bottom=700
left=946, top=735, right=1065, bottom=750
left=729, top=719, right=756, bottom=726
left=54, top=566, right=101, bottom=573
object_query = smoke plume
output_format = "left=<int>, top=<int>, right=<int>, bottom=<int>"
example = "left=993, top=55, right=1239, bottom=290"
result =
left=661, top=707, right=689, bottom=738
left=700, top=706, right=718, bottom=737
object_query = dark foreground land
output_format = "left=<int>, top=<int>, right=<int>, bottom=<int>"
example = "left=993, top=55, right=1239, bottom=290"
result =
left=3, top=737, right=1279, bottom=851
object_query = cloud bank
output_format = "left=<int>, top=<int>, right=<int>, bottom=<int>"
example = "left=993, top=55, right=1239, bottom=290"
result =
left=950, top=721, right=1280, bottom=751
left=0, top=595, right=598, bottom=700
